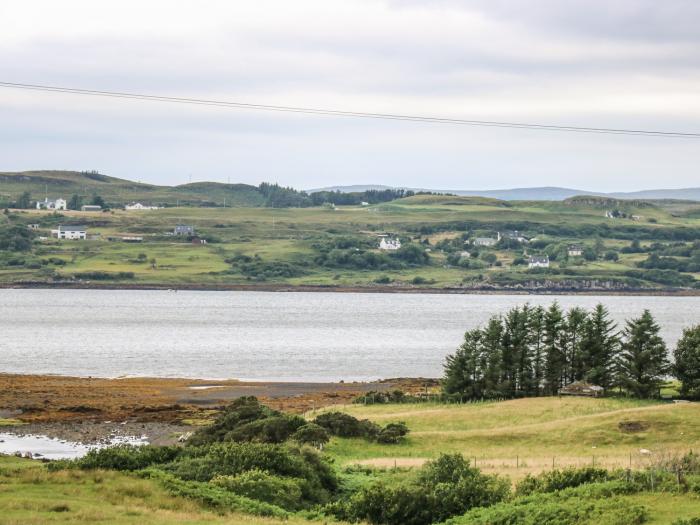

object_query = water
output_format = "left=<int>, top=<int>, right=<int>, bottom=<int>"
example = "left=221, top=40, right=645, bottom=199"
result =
left=1, top=289, right=698, bottom=382
left=0, top=433, right=148, bottom=460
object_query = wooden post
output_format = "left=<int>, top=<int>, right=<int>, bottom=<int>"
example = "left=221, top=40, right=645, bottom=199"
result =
left=516, top=455, right=519, bottom=469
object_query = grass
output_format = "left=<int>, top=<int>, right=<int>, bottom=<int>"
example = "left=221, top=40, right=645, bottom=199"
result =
left=0, top=456, right=329, bottom=525
left=317, top=397, right=700, bottom=476
left=624, top=493, right=700, bottom=524
left=2, top=190, right=699, bottom=288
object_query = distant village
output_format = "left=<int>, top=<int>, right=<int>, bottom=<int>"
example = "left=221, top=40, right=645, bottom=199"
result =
left=26, top=195, right=602, bottom=274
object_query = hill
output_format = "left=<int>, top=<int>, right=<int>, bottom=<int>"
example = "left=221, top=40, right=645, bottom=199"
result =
left=311, top=184, right=700, bottom=201
left=0, top=170, right=265, bottom=207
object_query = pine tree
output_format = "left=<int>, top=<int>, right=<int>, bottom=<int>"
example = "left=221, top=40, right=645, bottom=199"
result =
left=529, top=306, right=546, bottom=396
left=674, top=325, right=700, bottom=400
left=68, top=194, right=83, bottom=210
left=564, top=307, right=588, bottom=384
left=581, top=304, right=619, bottom=390
left=543, top=303, right=565, bottom=395
left=617, top=310, right=669, bottom=398
left=443, top=328, right=483, bottom=398
left=481, top=317, right=504, bottom=397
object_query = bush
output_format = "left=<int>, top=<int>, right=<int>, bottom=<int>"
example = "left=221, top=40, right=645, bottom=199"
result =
left=211, top=469, right=304, bottom=510
left=516, top=467, right=611, bottom=496
left=291, top=423, right=330, bottom=448
left=189, top=396, right=306, bottom=445
left=72, top=271, right=135, bottom=280
left=314, top=412, right=380, bottom=439
left=163, top=442, right=337, bottom=504
left=334, top=454, right=509, bottom=525
left=376, top=422, right=409, bottom=444
left=142, top=469, right=290, bottom=517
left=48, top=444, right=181, bottom=472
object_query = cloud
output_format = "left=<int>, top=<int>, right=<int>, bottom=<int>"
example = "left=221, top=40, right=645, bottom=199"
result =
left=0, top=0, right=698, bottom=189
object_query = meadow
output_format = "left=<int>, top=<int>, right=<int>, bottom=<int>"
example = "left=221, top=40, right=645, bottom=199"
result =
left=319, top=397, right=700, bottom=477
left=2, top=193, right=699, bottom=290
left=3, top=396, right=700, bottom=524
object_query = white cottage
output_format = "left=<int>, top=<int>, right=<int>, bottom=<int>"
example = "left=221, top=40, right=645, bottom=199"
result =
left=36, top=198, right=67, bottom=211
left=528, top=255, right=550, bottom=268
left=51, top=225, right=87, bottom=240
left=379, top=237, right=401, bottom=250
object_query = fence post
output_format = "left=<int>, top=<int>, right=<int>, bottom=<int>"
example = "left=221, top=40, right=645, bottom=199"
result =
left=650, top=469, right=655, bottom=491
left=516, top=455, right=519, bottom=469
left=552, top=456, right=555, bottom=469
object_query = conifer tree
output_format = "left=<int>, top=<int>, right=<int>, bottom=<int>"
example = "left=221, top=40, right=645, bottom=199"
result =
left=674, top=325, right=700, bottom=400
left=617, top=310, right=669, bottom=398
left=581, top=304, right=619, bottom=390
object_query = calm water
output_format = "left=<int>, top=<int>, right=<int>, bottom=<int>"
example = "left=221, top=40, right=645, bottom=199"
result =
left=1, top=290, right=698, bottom=382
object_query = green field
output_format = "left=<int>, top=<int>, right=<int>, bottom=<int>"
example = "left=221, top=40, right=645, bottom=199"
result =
left=3, top=396, right=700, bottom=524
left=0, top=456, right=327, bottom=525
left=319, top=397, right=700, bottom=476
left=2, top=188, right=699, bottom=290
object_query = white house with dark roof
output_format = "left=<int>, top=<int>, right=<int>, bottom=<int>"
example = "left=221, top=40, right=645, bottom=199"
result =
left=36, top=198, right=67, bottom=211
left=568, top=245, right=584, bottom=257
left=379, top=236, right=401, bottom=250
left=174, top=224, right=195, bottom=236
left=528, top=255, right=550, bottom=268
left=51, top=225, right=87, bottom=240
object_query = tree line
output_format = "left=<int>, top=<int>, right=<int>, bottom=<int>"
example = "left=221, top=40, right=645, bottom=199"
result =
left=443, top=303, right=700, bottom=400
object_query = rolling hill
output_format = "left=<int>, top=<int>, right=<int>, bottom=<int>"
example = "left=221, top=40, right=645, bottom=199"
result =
left=310, top=184, right=700, bottom=201
left=0, top=170, right=265, bottom=207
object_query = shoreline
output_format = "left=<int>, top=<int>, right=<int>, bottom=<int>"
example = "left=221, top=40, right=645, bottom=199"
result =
left=1, top=281, right=699, bottom=296
left=0, top=374, right=436, bottom=422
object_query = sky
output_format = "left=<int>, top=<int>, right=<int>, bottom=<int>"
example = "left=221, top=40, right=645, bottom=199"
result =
left=0, top=0, right=699, bottom=191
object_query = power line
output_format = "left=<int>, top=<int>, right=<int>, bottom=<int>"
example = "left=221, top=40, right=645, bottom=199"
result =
left=1, top=80, right=699, bottom=138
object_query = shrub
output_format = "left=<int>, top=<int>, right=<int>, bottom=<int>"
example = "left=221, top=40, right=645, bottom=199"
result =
left=314, top=412, right=380, bottom=439
left=515, top=467, right=611, bottom=496
left=376, top=422, right=409, bottom=444
left=189, top=396, right=306, bottom=445
left=162, top=442, right=337, bottom=503
left=47, top=444, right=181, bottom=472
left=142, top=469, right=290, bottom=517
left=335, top=454, right=509, bottom=525
left=211, top=469, right=304, bottom=510
left=291, top=423, right=330, bottom=448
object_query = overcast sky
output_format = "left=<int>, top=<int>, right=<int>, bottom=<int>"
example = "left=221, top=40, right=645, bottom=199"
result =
left=0, top=0, right=699, bottom=191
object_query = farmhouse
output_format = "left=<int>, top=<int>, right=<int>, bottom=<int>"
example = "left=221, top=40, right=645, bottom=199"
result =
left=379, top=236, right=401, bottom=250
left=473, top=237, right=497, bottom=247
left=498, top=230, right=528, bottom=243
left=81, top=204, right=102, bottom=212
left=174, top=224, right=195, bottom=236
left=36, top=198, right=66, bottom=211
left=51, top=225, right=87, bottom=240
left=27, top=224, right=40, bottom=230
left=125, top=202, right=160, bottom=210
left=568, top=245, right=584, bottom=257
left=528, top=255, right=550, bottom=268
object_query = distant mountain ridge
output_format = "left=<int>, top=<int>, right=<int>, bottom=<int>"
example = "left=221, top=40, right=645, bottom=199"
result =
left=308, top=184, right=700, bottom=201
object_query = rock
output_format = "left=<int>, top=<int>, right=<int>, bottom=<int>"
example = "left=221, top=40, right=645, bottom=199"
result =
left=639, top=448, right=652, bottom=455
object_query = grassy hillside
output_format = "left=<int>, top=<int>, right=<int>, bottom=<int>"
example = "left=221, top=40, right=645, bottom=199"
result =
left=0, top=171, right=265, bottom=207
left=1, top=175, right=698, bottom=289
left=319, top=397, right=700, bottom=476
left=0, top=456, right=330, bottom=524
